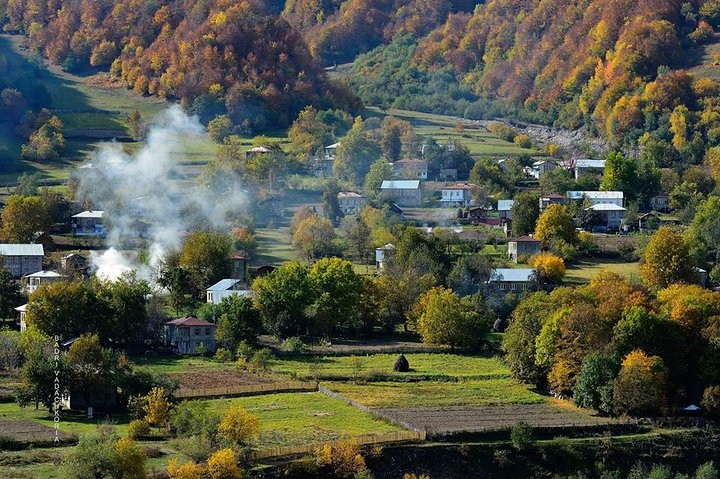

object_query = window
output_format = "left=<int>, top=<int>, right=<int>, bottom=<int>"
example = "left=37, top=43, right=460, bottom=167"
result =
left=194, top=328, right=200, bottom=336
left=510, top=283, right=517, bottom=291
left=499, top=283, right=506, bottom=290
left=207, top=292, right=213, bottom=302
left=205, top=328, right=210, bottom=336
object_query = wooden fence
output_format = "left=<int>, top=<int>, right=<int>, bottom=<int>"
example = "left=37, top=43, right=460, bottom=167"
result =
left=174, top=381, right=317, bottom=399
left=249, top=430, right=426, bottom=460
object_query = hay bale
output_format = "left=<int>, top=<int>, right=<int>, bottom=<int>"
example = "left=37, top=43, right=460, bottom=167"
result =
left=393, top=354, right=409, bottom=372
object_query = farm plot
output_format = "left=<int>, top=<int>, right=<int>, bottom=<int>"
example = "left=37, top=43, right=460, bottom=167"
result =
left=376, top=403, right=618, bottom=435
left=272, top=354, right=511, bottom=381
left=204, top=392, right=402, bottom=449
left=0, top=417, right=76, bottom=446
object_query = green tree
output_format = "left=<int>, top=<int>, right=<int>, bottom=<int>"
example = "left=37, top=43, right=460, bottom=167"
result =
left=66, top=334, right=121, bottom=414
left=322, top=179, right=342, bottom=223
left=511, top=192, right=540, bottom=237
left=0, top=195, right=52, bottom=243
left=26, top=281, right=104, bottom=339
left=341, top=216, right=373, bottom=264
left=287, top=106, right=334, bottom=161
left=214, top=296, right=260, bottom=351
left=308, top=258, right=364, bottom=335
left=333, top=118, right=381, bottom=184
left=446, top=253, right=494, bottom=297
left=179, top=232, right=233, bottom=298
left=16, top=328, right=61, bottom=411
left=0, top=268, right=22, bottom=319
left=600, top=151, right=639, bottom=200
left=252, top=262, right=313, bottom=338
left=640, top=227, right=695, bottom=291
left=539, top=167, right=574, bottom=195
left=502, top=292, right=553, bottom=385
left=21, top=119, right=65, bottom=162
left=127, top=109, right=146, bottom=141
left=364, top=157, right=393, bottom=200
left=416, top=287, right=489, bottom=350
left=686, top=195, right=720, bottom=264
left=95, top=273, right=150, bottom=346
left=207, top=115, right=232, bottom=143
left=573, top=352, right=618, bottom=415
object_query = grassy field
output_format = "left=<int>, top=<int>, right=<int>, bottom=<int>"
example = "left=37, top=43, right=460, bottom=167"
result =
left=324, top=379, right=545, bottom=409
left=272, top=353, right=512, bottom=381
left=565, top=258, right=641, bottom=284
left=0, top=402, right=130, bottom=437
left=366, top=107, right=541, bottom=157
left=253, top=227, right=297, bottom=266
left=204, top=392, right=401, bottom=448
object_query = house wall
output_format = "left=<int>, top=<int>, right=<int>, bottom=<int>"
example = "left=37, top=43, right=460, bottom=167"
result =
left=2, top=255, right=42, bottom=278
left=165, top=325, right=217, bottom=354
left=383, top=188, right=421, bottom=206
left=440, top=189, right=471, bottom=207
left=26, top=276, right=63, bottom=294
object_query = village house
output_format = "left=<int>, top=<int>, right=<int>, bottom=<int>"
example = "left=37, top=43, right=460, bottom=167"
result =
left=539, top=193, right=566, bottom=211
left=586, top=203, right=626, bottom=230
left=438, top=168, right=458, bottom=181
left=375, top=243, right=396, bottom=269
left=312, top=142, right=339, bottom=177
left=638, top=212, right=662, bottom=231
left=245, top=146, right=270, bottom=159
left=380, top=180, right=422, bottom=206
left=23, top=270, right=64, bottom=294
left=61, top=253, right=86, bottom=270
left=71, top=211, right=105, bottom=236
left=497, top=200, right=515, bottom=220
left=650, top=193, right=670, bottom=212
left=206, top=278, right=252, bottom=305
left=573, top=159, right=606, bottom=179
left=441, top=183, right=474, bottom=207
left=487, top=268, right=537, bottom=295
left=164, top=317, right=217, bottom=355
left=528, top=160, right=558, bottom=179
left=15, top=304, right=26, bottom=332
left=393, top=158, right=428, bottom=180
left=566, top=191, right=624, bottom=207
left=0, top=244, right=44, bottom=278
left=337, top=191, right=367, bottom=215
left=507, top=236, right=542, bottom=262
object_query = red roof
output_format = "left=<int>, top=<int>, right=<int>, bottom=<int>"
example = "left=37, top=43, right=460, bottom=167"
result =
left=166, top=317, right=215, bottom=327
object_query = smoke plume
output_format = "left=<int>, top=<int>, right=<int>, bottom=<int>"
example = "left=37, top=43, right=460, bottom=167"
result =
left=76, top=106, right=246, bottom=281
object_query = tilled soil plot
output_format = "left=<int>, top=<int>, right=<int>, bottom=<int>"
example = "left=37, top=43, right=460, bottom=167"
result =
left=376, top=403, right=617, bottom=435
left=0, top=418, right=75, bottom=443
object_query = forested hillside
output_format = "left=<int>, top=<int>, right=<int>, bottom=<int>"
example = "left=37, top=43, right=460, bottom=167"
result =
left=282, top=0, right=483, bottom=64
left=0, top=0, right=359, bottom=132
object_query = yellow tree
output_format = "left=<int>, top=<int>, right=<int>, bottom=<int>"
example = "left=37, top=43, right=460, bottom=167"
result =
left=529, top=253, right=566, bottom=283
left=218, top=405, right=260, bottom=444
left=143, top=387, right=171, bottom=427
left=114, top=437, right=147, bottom=479
left=613, top=350, right=668, bottom=416
left=0, top=195, right=52, bottom=243
left=167, top=459, right=205, bottom=479
left=207, top=449, right=243, bottom=479
left=640, top=227, right=695, bottom=291
left=534, top=204, right=577, bottom=246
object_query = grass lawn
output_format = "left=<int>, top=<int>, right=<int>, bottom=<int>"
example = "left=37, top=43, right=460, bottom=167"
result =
left=203, top=392, right=401, bottom=448
left=253, top=227, right=297, bottom=266
left=366, top=107, right=541, bottom=157
left=0, top=402, right=130, bottom=437
left=272, top=353, right=512, bottom=381
left=131, top=355, right=235, bottom=375
left=324, top=379, right=545, bottom=409
left=565, top=258, right=641, bottom=284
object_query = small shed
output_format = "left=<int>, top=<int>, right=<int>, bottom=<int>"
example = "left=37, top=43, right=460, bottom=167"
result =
left=507, top=236, right=542, bottom=262
left=71, top=211, right=105, bottom=236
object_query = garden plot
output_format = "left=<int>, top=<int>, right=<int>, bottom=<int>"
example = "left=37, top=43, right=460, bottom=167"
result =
left=376, top=404, right=618, bottom=435
left=0, top=417, right=76, bottom=445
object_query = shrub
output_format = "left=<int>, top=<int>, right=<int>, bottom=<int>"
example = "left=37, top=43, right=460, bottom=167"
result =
left=127, top=419, right=151, bottom=440
left=250, top=348, right=273, bottom=372
left=170, top=435, right=215, bottom=462
left=170, top=401, right=221, bottom=440
left=393, top=354, right=409, bottom=372
left=207, top=448, right=243, bottom=479
left=281, top=337, right=308, bottom=354
left=236, top=341, right=254, bottom=361
left=215, top=348, right=233, bottom=362
left=702, top=386, right=720, bottom=419
left=315, top=439, right=370, bottom=479
left=510, top=421, right=535, bottom=451
left=196, top=342, right=208, bottom=356
left=218, top=405, right=260, bottom=445
left=167, top=458, right=206, bottom=479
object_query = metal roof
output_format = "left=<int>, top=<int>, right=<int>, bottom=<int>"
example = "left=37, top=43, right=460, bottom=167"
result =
left=395, top=158, right=427, bottom=164
left=442, top=183, right=475, bottom=190
left=381, top=180, right=420, bottom=190
left=0, top=244, right=44, bottom=256
left=567, top=191, right=623, bottom=200
left=247, top=146, right=270, bottom=153
left=574, top=159, right=606, bottom=168
left=325, top=142, right=340, bottom=149
left=586, top=203, right=626, bottom=211
left=491, top=268, right=536, bottom=282
left=24, top=270, right=63, bottom=278
left=15, top=304, right=26, bottom=312
left=72, top=210, right=104, bottom=219
left=207, top=279, right=242, bottom=292
left=497, top=200, right=515, bottom=211
left=337, top=191, right=365, bottom=199
left=509, top=236, right=541, bottom=243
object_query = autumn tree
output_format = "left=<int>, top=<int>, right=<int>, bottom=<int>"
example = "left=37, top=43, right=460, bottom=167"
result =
left=529, top=253, right=566, bottom=283
left=534, top=204, right=577, bottom=247
left=144, top=387, right=172, bottom=427
left=287, top=106, right=334, bottom=161
left=292, top=214, right=337, bottom=260
left=218, top=405, right=260, bottom=445
left=613, top=350, right=668, bottom=416
left=0, top=194, right=52, bottom=243
left=21, top=116, right=64, bottom=162
left=127, top=110, right=146, bottom=141
left=640, top=227, right=695, bottom=290
left=207, top=449, right=243, bottom=479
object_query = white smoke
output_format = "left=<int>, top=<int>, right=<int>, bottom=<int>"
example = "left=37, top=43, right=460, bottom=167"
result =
left=77, top=106, right=247, bottom=281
